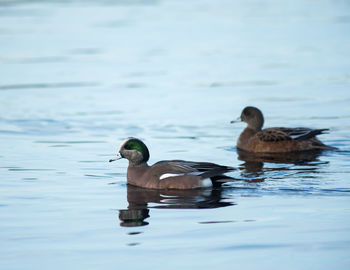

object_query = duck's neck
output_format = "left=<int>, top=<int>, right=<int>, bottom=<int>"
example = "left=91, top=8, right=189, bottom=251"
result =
left=128, top=161, right=149, bottom=168
left=238, top=127, right=259, bottom=146
left=127, top=162, right=149, bottom=187
left=247, top=122, right=262, bottom=131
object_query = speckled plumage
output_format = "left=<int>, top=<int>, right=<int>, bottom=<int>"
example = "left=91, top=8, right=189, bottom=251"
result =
left=234, top=106, right=335, bottom=153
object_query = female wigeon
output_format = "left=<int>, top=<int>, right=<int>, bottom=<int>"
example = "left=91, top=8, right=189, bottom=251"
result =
left=232, top=106, right=336, bottom=153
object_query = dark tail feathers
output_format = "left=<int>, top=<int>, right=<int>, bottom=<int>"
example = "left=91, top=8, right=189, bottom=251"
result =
left=296, top=128, right=329, bottom=141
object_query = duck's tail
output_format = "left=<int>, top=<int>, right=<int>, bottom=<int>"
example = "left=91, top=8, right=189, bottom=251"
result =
left=295, top=128, right=337, bottom=150
left=311, top=142, right=338, bottom=150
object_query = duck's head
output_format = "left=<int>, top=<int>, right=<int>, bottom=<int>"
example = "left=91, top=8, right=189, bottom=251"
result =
left=109, top=137, right=150, bottom=166
left=232, top=106, right=264, bottom=131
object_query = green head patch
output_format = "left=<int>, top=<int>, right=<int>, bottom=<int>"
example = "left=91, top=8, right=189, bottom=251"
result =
left=124, top=138, right=150, bottom=162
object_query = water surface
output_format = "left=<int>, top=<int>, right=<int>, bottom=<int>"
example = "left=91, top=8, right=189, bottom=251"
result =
left=1, top=0, right=350, bottom=269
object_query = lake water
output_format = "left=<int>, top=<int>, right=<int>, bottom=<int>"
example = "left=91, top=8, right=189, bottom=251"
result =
left=1, top=0, right=350, bottom=269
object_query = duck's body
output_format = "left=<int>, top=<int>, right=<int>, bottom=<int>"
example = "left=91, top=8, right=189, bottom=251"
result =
left=110, top=138, right=234, bottom=189
left=234, top=107, right=335, bottom=153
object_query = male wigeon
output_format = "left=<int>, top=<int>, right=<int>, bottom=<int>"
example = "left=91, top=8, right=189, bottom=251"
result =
left=110, top=137, right=235, bottom=189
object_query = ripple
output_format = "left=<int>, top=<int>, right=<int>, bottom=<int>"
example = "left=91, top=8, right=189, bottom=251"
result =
left=85, top=174, right=112, bottom=178
left=81, top=168, right=107, bottom=171
left=219, top=243, right=291, bottom=251
left=104, top=172, right=126, bottom=176
left=321, top=188, right=350, bottom=193
left=79, top=160, right=105, bottom=163
left=154, top=136, right=198, bottom=140
left=8, top=168, right=54, bottom=171
left=217, top=240, right=350, bottom=251
left=127, top=232, right=142, bottom=235
left=70, top=48, right=102, bottom=55
left=0, top=81, right=99, bottom=90
left=0, top=0, right=160, bottom=8
left=200, top=80, right=279, bottom=88
left=0, top=118, right=72, bottom=135
left=115, top=82, right=147, bottom=88
left=333, top=15, right=350, bottom=24
left=199, top=220, right=235, bottom=224
left=127, top=242, right=141, bottom=246
left=0, top=130, right=25, bottom=135
left=0, top=56, right=67, bottom=64
left=36, top=140, right=106, bottom=144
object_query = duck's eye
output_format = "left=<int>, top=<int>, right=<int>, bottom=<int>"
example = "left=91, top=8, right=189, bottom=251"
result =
left=121, top=139, right=150, bottom=162
left=243, top=109, right=250, bottom=117
left=124, top=144, right=133, bottom=150
left=124, top=140, right=140, bottom=151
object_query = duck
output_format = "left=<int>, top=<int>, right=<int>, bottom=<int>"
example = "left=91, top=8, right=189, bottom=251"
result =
left=109, top=137, right=235, bottom=189
left=231, top=106, right=336, bottom=153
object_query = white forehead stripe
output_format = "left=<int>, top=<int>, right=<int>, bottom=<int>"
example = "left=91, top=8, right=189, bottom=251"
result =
left=119, top=137, right=133, bottom=150
left=159, top=173, right=185, bottom=180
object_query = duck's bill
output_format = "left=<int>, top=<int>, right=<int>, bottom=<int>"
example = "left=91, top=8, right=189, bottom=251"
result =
left=230, top=117, right=241, bottom=124
left=109, top=153, right=122, bottom=162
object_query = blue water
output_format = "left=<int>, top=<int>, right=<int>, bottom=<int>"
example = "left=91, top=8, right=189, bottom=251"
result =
left=1, top=0, right=350, bottom=269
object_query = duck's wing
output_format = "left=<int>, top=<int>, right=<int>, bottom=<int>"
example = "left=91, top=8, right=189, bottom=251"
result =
left=151, top=160, right=235, bottom=180
left=288, top=128, right=329, bottom=140
left=256, top=128, right=293, bottom=142
left=257, top=127, right=329, bottom=142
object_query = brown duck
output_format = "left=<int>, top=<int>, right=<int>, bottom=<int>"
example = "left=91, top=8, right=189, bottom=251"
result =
left=109, top=137, right=235, bottom=189
left=232, top=106, right=335, bottom=153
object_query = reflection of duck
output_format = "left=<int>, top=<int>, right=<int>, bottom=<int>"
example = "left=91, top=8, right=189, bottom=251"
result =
left=119, top=209, right=149, bottom=227
left=237, top=149, right=327, bottom=180
left=232, top=106, right=336, bottom=153
left=237, top=148, right=324, bottom=164
left=118, top=185, right=234, bottom=227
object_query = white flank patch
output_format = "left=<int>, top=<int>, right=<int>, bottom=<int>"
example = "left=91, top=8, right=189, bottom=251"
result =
left=159, top=173, right=185, bottom=180
left=201, top=178, right=213, bottom=187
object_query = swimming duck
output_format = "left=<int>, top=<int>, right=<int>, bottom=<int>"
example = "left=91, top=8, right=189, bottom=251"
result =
left=109, top=137, right=235, bottom=189
left=232, top=106, right=335, bottom=153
